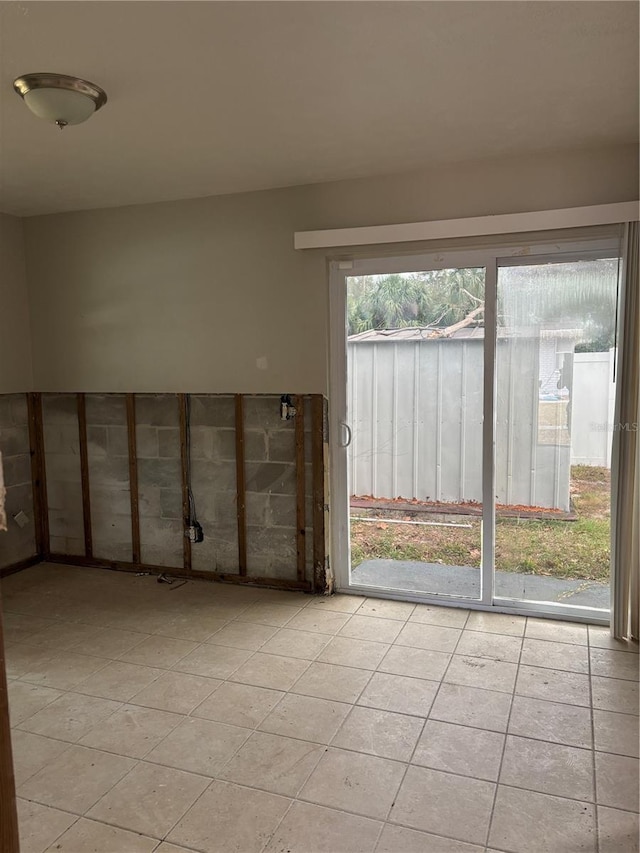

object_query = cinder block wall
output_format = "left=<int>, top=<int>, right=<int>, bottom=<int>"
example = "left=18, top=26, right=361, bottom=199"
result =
left=19, top=392, right=322, bottom=588
left=0, top=395, right=37, bottom=569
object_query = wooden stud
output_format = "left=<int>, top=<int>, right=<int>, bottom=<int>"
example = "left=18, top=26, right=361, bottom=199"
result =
left=27, top=392, right=49, bottom=559
left=0, top=589, right=19, bottom=853
left=311, top=395, right=327, bottom=592
left=77, top=393, right=93, bottom=558
left=126, top=394, right=141, bottom=564
left=234, top=394, right=247, bottom=576
left=294, top=394, right=307, bottom=582
left=46, top=553, right=312, bottom=591
left=178, top=394, right=192, bottom=573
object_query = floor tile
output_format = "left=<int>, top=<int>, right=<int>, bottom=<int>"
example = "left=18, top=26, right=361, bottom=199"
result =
left=339, top=615, right=404, bottom=644
left=500, top=735, right=594, bottom=800
left=75, top=661, right=162, bottom=701
left=333, top=705, right=424, bottom=761
left=118, top=635, right=198, bottom=667
left=11, top=730, right=70, bottom=786
left=520, top=638, right=589, bottom=674
left=357, top=599, right=415, bottom=621
left=376, top=824, right=484, bottom=853
left=79, top=703, right=183, bottom=757
left=378, top=645, right=450, bottom=681
left=525, top=618, right=589, bottom=645
left=171, top=644, right=252, bottom=679
left=150, top=611, right=230, bottom=642
left=488, top=785, right=596, bottom=853
left=259, top=692, right=351, bottom=743
left=21, top=651, right=108, bottom=691
left=167, top=780, right=291, bottom=853
left=204, top=620, right=278, bottom=650
left=444, top=655, right=517, bottom=693
left=593, top=709, right=639, bottom=757
left=237, top=602, right=303, bottom=626
left=413, top=720, right=504, bottom=781
left=597, top=806, right=640, bottom=853
left=300, top=747, right=405, bottom=819
left=429, top=683, right=512, bottom=732
left=456, top=630, right=522, bottom=662
left=16, top=799, right=76, bottom=853
left=45, top=817, right=158, bottom=852
left=8, top=681, right=63, bottom=726
left=595, top=752, right=640, bottom=812
left=508, top=695, right=593, bottom=748
left=306, top=593, right=366, bottom=613
left=68, top=627, right=150, bottom=659
left=395, top=622, right=461, bottom=653
left=591, top=647, right=639, bottom=681
left=18, top=744, right=136, bottom=814
left=153, top=845, right=198, bottom=853
left=3, top=613, right=58, bottom=645
left=409, top=604, right=470, bottom=628
left=23, top=620, right=102, bottom=652
left=219, top=730, right=324, bottom=796
left=589, top=625, right=639, bottom=653
left=290, top=661, right=372, bottom=704
left=390, top=765, right=495, bottom=845
left=318, top=636, right=390, bottom=670
left=145, top=716, right=249, bottom=775
left=129, top=669, right=220, bottom=714
left=6, top=644, right=57, bottom=679
left=465, top=611, right=525, bottom=636
left=285, top=608, right=351, bottom=635
left=229, top=652, right=310, bottom=690
left=591, top=675, right=639, bottom=715
left=16, top=691, right=121, bottom=742
left=259, top=627, right=330, bottom=659
left=87, top=761, right=209, bottom=838
left=263, top=800, right=381, bottom=853
left=357, top=672, right=438, bottom=717
left=192, top=680, right=283, bottom=728
left=515, top=664, right=590, bottom=706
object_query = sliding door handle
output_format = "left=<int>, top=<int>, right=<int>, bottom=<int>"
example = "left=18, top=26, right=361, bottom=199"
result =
left=341, top=422, right=352, bottom=448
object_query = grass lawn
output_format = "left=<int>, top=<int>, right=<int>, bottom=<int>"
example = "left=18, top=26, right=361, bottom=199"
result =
left=350, top=465, right=610, bottom=582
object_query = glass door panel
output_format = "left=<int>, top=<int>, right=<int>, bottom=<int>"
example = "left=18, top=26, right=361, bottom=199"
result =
left=494, top=258, right=618, bottom=611
left=346, top=268, right=485, bottom=600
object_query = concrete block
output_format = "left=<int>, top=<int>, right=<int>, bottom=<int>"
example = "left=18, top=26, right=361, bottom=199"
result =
left=46, top=481, right=84, bottom=512
left=136, top=425, right=159, bottom=458
left=43, top=424, right=80, bottom=456
left=89, top=485, right=132, bottom=517
left=158, top=428, right=181, bottom=459
left=1, top=425, right=31, bottom=457
left=245, top=430, right=267, bottom=462
left=244, top=396, right=292, bottom=430
left=45, top=453, right=82, bottom=484
left=108, top=427, right=129, bottom=457
left=42, top=394, right=78, bottom=425
left=10, top=394, right=28, bottom=426
left=191, top=460, right=237, bottom=492
left=49, top=508, right=84, bottom=540
left=191, top=525, right=238, bottom=573
left=190, top=395, right=235, bottom=428
left=87, top=426, right=108, bottom=458
left=269, top=494, right=297, bottom=528
left=186, top=426, right=214, bottom=460
left=138, top=457, right=181, bottom=488
left=91, top=513, right=133, bottom=547
left=140, top=517, right=183, bottom=568
left=160, top=488, right=183, bottom=520
left=246, top=526, right=297, bottom=579
left=93, top=542, right=135, bottom=563
left=138, top=486, right=162, bottom=518
left=268, top=429, right=296, bottom=463
left=4, top=482, right=34, bottom=516
left=0, top=395, right=14, bottom=426
left=89, top=456, right=130, bottom=487
left=245, top=492, right=269, bottom=526
left=136, top=395, right=180, bottom=427
left=1, top=453, right=32, bottom=486
left=215, top=429, right=237, bottom=461
left=85, top=395, right=127, bottom=426
left=245, top=462, right=296, bottom=496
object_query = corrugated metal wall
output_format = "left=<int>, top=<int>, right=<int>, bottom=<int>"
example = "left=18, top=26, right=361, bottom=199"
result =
left=348, top=338, right=572, bottom=511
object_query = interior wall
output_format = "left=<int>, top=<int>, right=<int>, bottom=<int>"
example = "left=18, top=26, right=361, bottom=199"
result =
left=0, top=214, right=33, bottom=394
left=23, top=143, right=638, bottom=394
left=0, top=395, right=37, bottom=570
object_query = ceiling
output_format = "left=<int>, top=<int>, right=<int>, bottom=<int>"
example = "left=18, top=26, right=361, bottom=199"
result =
left=1, top=1, right=638, bottom=217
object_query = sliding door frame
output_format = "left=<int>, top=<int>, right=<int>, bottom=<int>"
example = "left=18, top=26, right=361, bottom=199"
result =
left=328, top=233, right=621, bottom=623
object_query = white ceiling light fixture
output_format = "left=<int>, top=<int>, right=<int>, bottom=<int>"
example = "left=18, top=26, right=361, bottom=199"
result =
left=13, top=73, right=107, bottom=129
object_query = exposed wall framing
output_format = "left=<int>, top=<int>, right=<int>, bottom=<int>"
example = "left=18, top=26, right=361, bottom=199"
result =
left=1, top=392, right=328, bottom=592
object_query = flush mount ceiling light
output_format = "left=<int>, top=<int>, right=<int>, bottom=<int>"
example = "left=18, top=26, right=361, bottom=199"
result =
left=13, top=73, right=107, bottom=129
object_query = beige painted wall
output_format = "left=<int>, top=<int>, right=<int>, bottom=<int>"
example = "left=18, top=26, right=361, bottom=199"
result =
left=0, top=214, right=33, bottom=392
left=24, top=143, right=638, bottom=393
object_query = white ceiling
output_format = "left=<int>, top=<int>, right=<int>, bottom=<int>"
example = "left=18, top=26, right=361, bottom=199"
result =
left=1, top=1, right=638, bottom=217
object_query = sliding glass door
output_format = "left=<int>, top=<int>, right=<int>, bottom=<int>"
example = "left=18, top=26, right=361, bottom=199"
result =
left=330, top=234, right=622, bottom=619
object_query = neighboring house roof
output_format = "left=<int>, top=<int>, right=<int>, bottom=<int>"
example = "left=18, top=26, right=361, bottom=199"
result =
left=348, top=327, right=584, bottom=342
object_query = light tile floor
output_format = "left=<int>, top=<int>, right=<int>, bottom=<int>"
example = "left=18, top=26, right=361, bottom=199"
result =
left=2, top=563, right=639, bottom=853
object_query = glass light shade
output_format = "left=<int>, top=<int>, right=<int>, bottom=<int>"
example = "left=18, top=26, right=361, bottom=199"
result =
left=22, top=87, right=97, bottom=125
